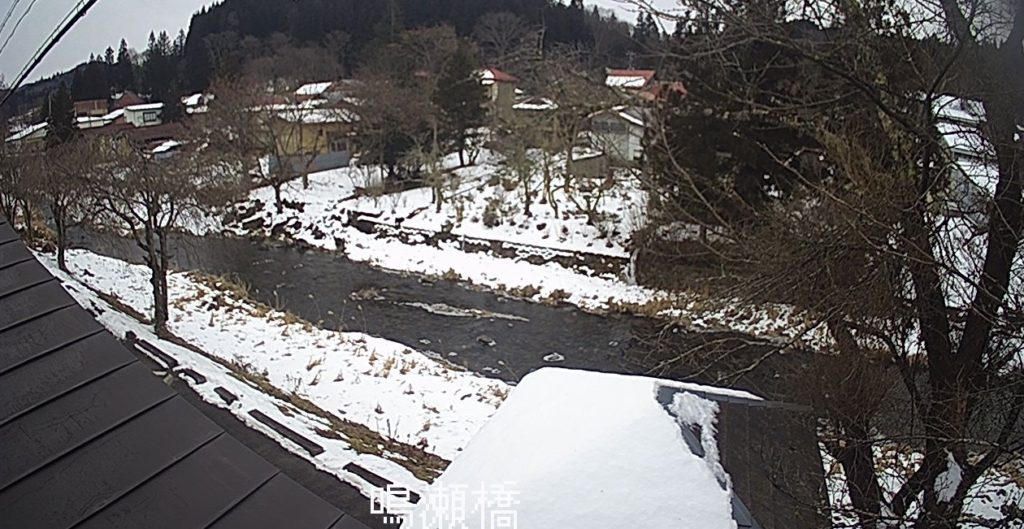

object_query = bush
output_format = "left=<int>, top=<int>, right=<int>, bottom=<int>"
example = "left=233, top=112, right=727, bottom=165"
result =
left=483, top=198, right=502, bottom=227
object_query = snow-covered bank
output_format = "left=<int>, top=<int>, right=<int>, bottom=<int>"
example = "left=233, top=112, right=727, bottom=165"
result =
left=221, top=162, right=825, bottom=346
left=37, top=248, right=511, bottom=501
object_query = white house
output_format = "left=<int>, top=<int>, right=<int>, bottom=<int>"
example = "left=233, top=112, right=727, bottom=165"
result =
left=123, top=103, right=164, bottom=128
left=588, top=105, right=647, bottom=164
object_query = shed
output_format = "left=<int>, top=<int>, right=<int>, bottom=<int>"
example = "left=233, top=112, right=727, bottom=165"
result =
left=408, top=368, right=825, bottom=529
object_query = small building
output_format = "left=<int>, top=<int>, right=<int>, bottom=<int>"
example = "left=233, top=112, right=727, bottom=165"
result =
left=73, top=98, right=108, bottom=117
left=4, top=122, right=48, bottom=147
left=479, top=67, right=518, bottom=119
left=123, top=103, right=164, bottom=128
left=569, top=147, right=610, bottom=178
left=587, top=105, right=647, bottom=164
left=181, top=93, right=213, bottom=114
left=268, top=103, right=358, bottom=174
left=409, top=368, right=824, bottom=529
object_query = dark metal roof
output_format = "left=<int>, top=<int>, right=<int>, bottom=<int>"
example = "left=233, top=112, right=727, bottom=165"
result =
left=0, top=219, right=368, bottom=529
left=657, top=384, right=827, bottom=529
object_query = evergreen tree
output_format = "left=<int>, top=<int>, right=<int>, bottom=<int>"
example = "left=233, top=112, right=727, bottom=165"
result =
left=433, top=44, right=487, bottom=167
left=104, top=46, right=115, bottom=64
left=44, top=82, right=77, bottom=147
left=115, top=39, right=135, bottom=91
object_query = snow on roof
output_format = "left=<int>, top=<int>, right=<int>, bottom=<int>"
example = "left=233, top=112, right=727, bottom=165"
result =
left=934, top=94, right=985, bottom=125
left=571, top=146, right=605, bottom=161
left=512, top=96, right=558, bottom=112
left=479, top=67, right=518, bottom=86
left=409, top=368, right=757, bottom=529
left=124, top=102, right=164, bottom=112
left=6, top=122, right=47, bottom=142
left=151, top=140, right=181, bottom=154
left=295, top=81, right=334, bottom=96
left=591, top=105, right=647, bottom=128
left=181, top=93, right=211, bottom=107
left=605, top=68, right=656, bottom=89
left=101, top=108, right=125, bottom=121
left=276, top=105, right=358, bottom=124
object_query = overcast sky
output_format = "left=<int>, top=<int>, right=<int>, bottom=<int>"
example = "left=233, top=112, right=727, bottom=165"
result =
left=0, top=0, right=676, bottom=84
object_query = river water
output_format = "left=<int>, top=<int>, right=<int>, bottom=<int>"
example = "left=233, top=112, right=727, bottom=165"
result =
left=71, top=230, right=816, bottom=402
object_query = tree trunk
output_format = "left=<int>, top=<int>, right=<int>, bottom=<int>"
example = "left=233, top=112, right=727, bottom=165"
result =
left=53, top=201, right=67, bottom=272
left=273, top=183, right=284, bottom=213
left=21, top=200, right=33, bottom=241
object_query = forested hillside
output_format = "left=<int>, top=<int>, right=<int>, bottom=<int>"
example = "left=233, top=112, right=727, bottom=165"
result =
left=181, top=0, right=638, bottom=91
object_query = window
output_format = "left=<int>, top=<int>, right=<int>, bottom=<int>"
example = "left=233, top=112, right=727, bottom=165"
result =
left=142, top=111, right=159, bottom=124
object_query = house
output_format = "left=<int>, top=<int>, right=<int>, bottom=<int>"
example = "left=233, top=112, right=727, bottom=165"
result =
left=73, top=98, right=108, bottom=117
left=268, top=102, right=358, bottom=174
left=933, top=95, right=997, bottom=218
left=294, top=81, right=359, bottom=105
left=408, top=368, right=824, bottom=529
left=605, top=68, right=687, bottom=101
left=479, top=67, right=518, bottom=119
left=123, top=103, right=164, bottom=128
left=295, top=81, right=336, bottom=103
left=181, top=93, right=213, bottom=114
left=605, top=68, right=657, bottom=91
left=0, top=219, right=372, bottom=529
left=587, top=105, right=648, bottom=164
left=4, top=122, right=48, bottom=147
left=110, top=90, right=146, bottom=110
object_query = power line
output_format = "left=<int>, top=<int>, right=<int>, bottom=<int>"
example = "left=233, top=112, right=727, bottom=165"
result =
left=0, top=0, right=25, bottom=43
left=0, top=0, right=100, bottom=109
left=0, top=0, right=40, bottom=59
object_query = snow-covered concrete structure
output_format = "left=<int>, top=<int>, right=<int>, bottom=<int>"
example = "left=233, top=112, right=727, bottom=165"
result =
left=408, top=368, right=805, bottom=529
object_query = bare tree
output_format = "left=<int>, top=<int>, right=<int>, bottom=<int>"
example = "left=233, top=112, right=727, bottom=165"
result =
left=640, top=0, right=1024, bottom=526
left=32, top=138, right=101, bottom=271
left=92, top=132, right=241, bottom=335
left=473, top=12, right=533, bottom=67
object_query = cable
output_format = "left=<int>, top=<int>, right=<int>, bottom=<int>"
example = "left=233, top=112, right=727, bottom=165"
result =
left=0, top=0, right=25, bottom=42
left=0, top=0, right=40, bottom=58
left=0, top=0, right=100, bottom=109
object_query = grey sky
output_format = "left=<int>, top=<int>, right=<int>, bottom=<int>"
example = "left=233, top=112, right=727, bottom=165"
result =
left=0, top=0, right=676, bottom=85
left=0, top=0, right=214, bottom=83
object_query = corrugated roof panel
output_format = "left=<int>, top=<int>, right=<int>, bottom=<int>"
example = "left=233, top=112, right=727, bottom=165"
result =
left=0, top=220, right=365, bottom=529
left=0, top=398, right=222, bottom=529
left=0, top=259, right=52, bottom=296
left=0, top=332, right=135, bottom=424
left=0, top=282, right=78, bottom=333
left=0, top=305, right=103, bottom=375
left=77, top=435, right=277, bottom=529
left=208, top=474, right=347, bottom=529
left=0, top=221, right=18, bottom=244
left=0, top=362, right=174, bottom=490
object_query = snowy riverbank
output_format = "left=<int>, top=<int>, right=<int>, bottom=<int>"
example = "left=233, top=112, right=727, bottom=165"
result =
left=37, top=248, right=511, bottom=505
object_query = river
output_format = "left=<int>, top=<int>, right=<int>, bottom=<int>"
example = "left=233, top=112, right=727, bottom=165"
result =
left=70, top=230, right=816, bottom=402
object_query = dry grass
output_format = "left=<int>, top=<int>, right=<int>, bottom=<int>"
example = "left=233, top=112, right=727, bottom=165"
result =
left=605, top=295, right=679, bottom=317
left=440, top=268, right=462, bottom=282
left=225, top=356, right=448, bottom=481
left=96, top=291, right=152, bottom=324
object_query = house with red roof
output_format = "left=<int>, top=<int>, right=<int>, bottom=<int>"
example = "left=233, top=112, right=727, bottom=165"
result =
left=479, top=67, right=518, bottom=119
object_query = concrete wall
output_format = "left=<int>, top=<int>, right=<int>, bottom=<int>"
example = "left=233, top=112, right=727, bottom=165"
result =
left=269, top=151, right=351, bottom=176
